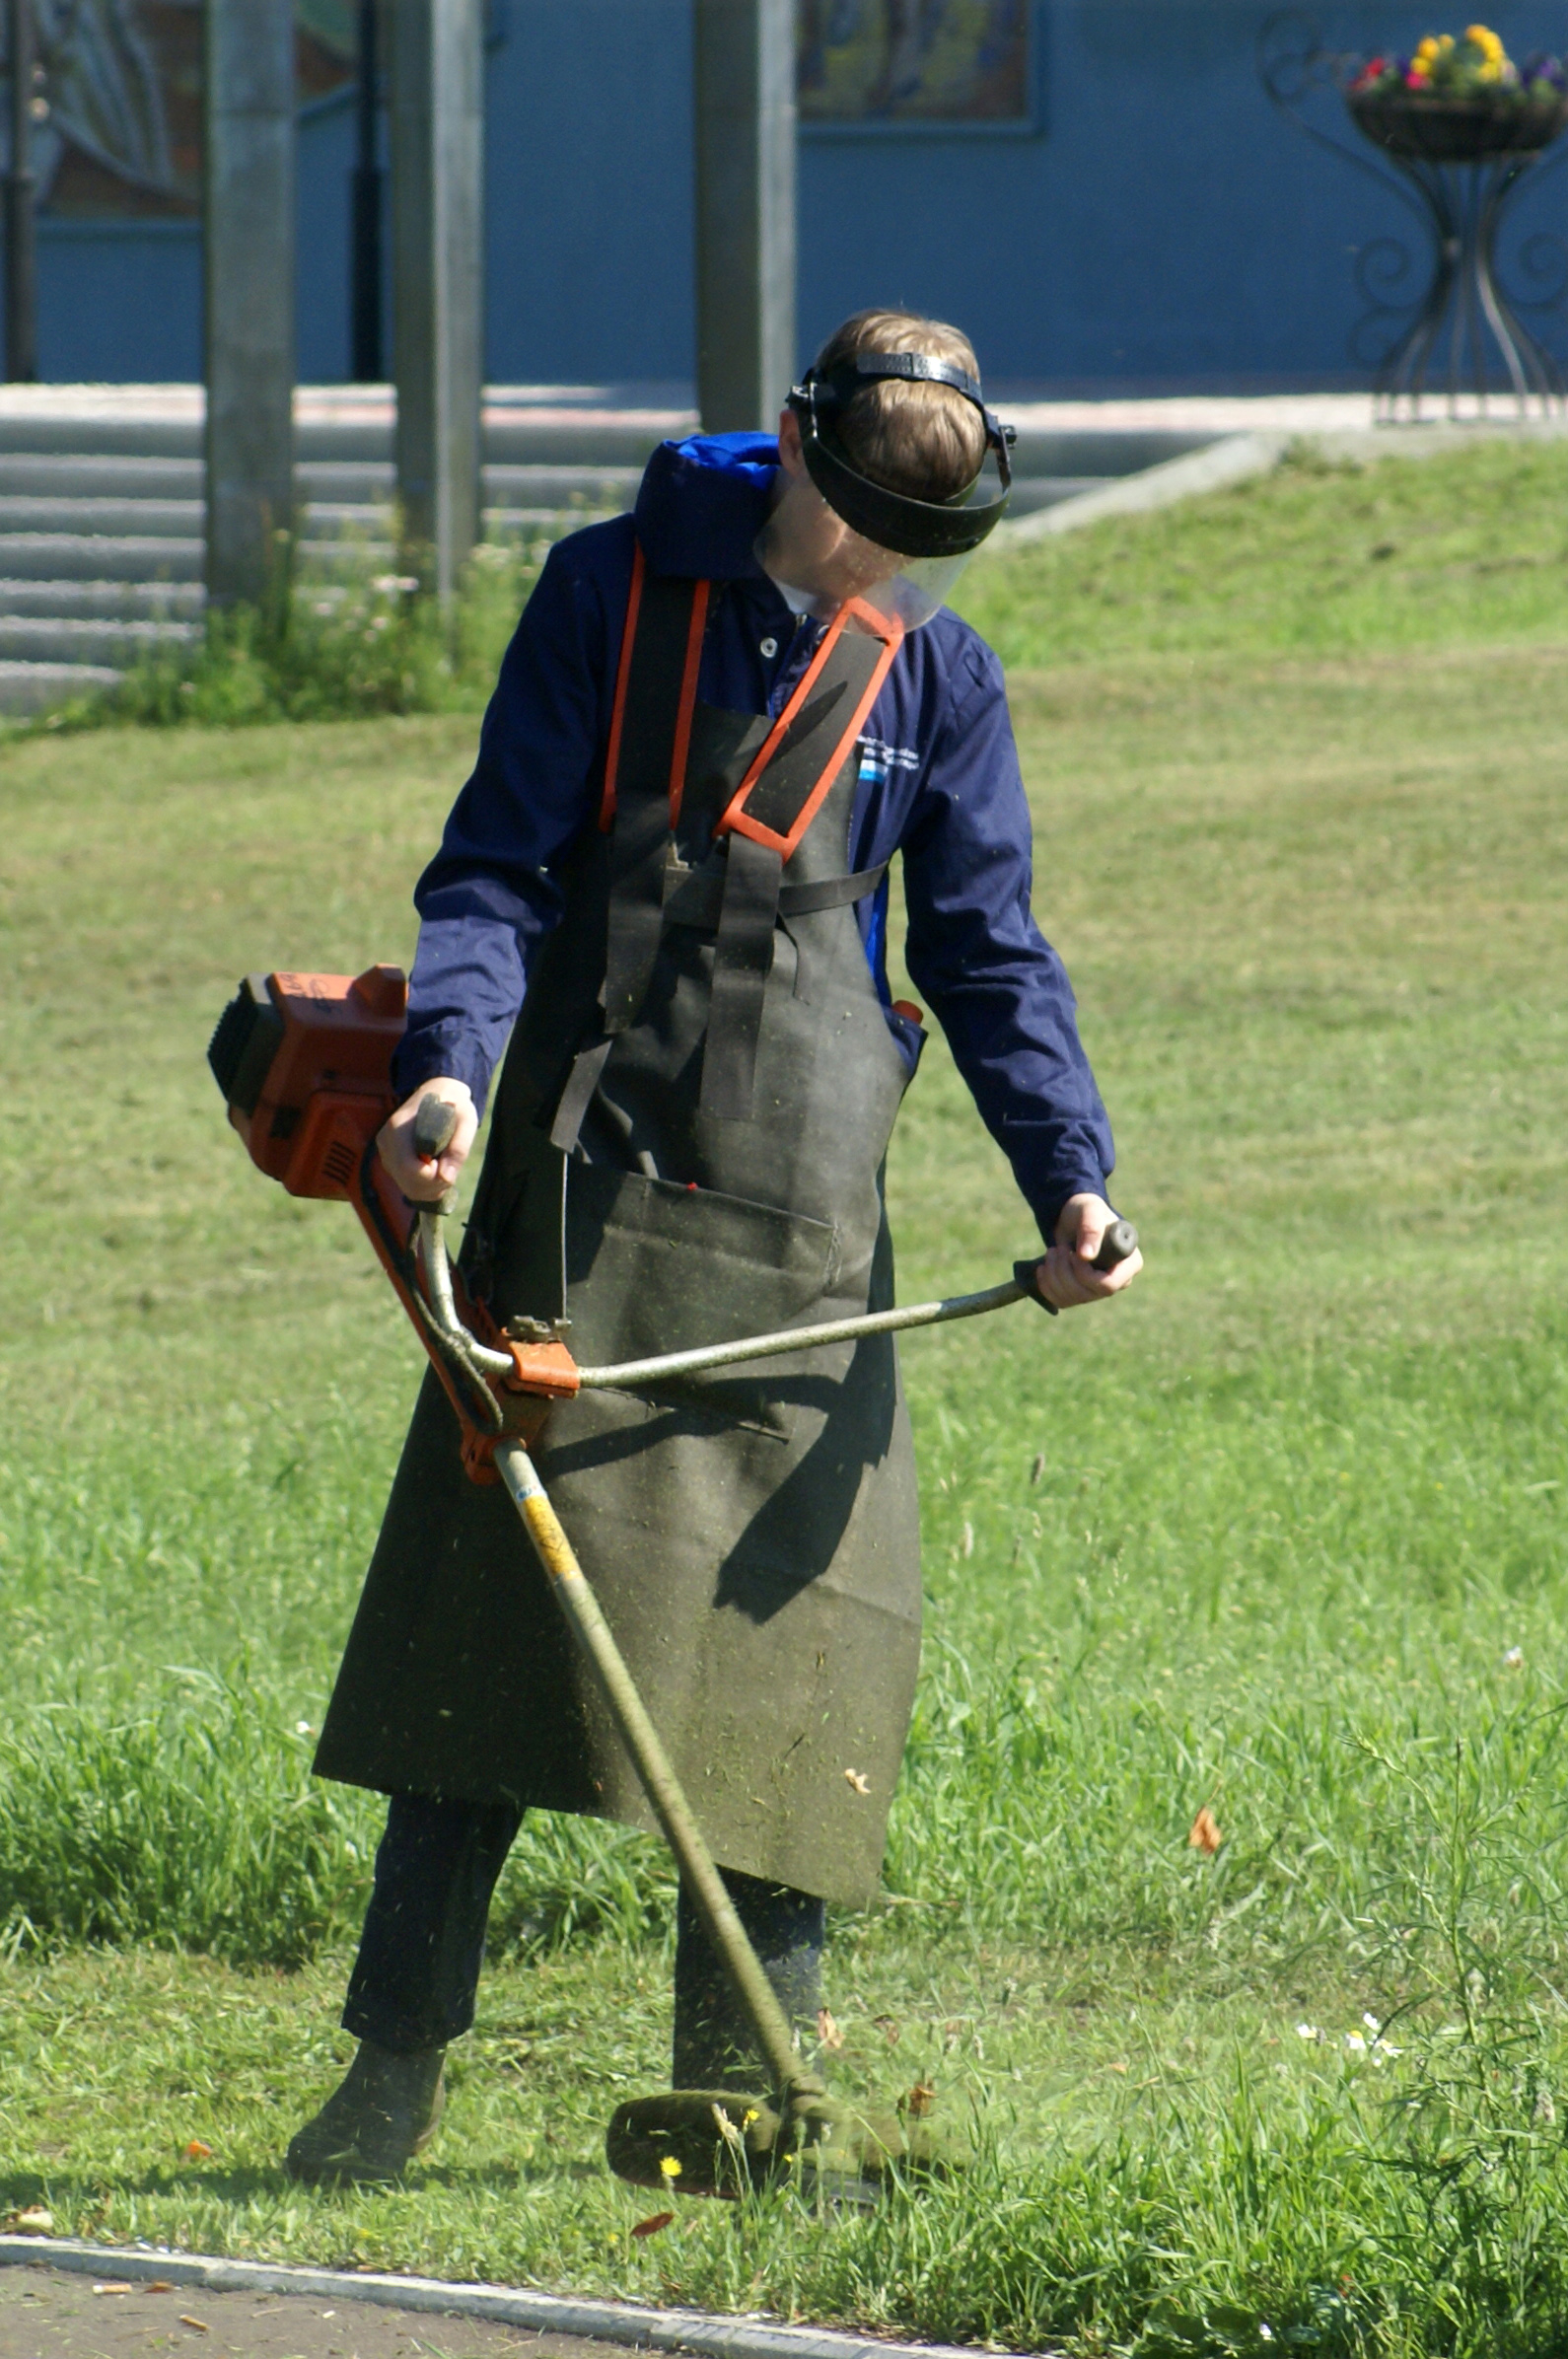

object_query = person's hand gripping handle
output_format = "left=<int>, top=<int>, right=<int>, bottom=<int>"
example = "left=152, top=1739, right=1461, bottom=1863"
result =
left=410, top=1095, right=461, bottom=1213
left=377, top=1078, right=477, bottom=1204
left=1018, top=1196, right=1142, bottom=1315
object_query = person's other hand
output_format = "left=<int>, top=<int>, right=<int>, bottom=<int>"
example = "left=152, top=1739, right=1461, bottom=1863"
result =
left=377, top=1080, right=477, bottom=1203
left=1033, top=1192, right=1143, bottom=1311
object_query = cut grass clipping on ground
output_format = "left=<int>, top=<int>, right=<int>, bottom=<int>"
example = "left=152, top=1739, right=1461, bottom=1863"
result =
left=5, top=440, right=1568, bottom=2353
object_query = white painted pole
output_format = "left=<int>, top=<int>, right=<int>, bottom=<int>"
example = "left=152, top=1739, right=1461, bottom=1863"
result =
left=391, top=0, right=484, bottom=602
left=694, top=0, right=797, bottom=433
left=204, top=0, right=296, bottom=609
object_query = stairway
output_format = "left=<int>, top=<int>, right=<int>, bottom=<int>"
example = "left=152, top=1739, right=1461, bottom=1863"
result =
left=0, top=386, right=1215, bottom=714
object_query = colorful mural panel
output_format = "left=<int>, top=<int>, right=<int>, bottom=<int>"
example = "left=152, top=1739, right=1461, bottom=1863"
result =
left=11, top=0, right=355, bottom=219
left=798, top=0, right=1031, bottom=125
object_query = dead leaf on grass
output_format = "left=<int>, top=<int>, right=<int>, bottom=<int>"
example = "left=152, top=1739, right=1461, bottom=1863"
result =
left=1187, top=1806, right=1223, bottom=1854
left=873, top=2014, right=901, bottom=2046
left=903, top=2082, right=936, bottom=2117
left=184, top=2139, right=213, bottom=2161
left=817, top=2007, right=844, bottom=2051
left=631, top=2211, right=675, bottom=2239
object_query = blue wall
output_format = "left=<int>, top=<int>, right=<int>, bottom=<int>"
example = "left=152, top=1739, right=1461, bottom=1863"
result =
left=25, top=0, right=1568, bottom=391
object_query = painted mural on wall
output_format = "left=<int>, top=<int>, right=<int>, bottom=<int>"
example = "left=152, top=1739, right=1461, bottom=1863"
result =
left=798, top=0, right=1030, bottom=123
left=4, top=0, right=354, bottom=218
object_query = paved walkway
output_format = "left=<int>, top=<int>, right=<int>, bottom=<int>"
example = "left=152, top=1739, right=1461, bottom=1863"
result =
left=0, top=2264, right=604, bottom=2359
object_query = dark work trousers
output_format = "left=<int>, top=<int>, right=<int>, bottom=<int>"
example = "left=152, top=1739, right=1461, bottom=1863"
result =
left=342, top=1793, right=826, bottom=2091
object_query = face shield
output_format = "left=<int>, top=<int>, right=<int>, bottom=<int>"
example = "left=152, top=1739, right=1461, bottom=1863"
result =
left=759, top=354, right=1016, bottom=631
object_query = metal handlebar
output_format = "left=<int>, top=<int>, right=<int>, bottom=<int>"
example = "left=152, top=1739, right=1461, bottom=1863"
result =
left=572, top=1217, right=1138, bottom=1390
left=399, top=1103, right=1139, bottom=1403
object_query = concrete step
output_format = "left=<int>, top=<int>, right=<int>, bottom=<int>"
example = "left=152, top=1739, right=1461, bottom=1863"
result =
left=0, top=658, right=120, bottom=710
left=0, top=453, right=643, bottom=507
left=0, top=494, right=204, bottom=536
left=0, top=533, right=203, bottom=580
left=0, top=575, right=203, bottom=617
left=0, top=453, right=199, bottom=498
left=0, top=613, right=197, bottom=663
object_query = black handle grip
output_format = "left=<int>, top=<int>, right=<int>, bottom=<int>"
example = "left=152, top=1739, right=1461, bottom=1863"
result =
left=1012, top=1218, right=1140, bottom=1316
left=1095, top=1218, right=1139, bottom=1269
left=412, top=1096, right=460, bottom=1163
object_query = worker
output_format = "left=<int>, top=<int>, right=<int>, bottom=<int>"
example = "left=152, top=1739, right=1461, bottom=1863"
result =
left=286, top=308, right=1141, bottom=2181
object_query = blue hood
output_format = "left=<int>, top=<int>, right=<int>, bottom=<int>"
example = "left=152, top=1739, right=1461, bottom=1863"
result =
left=633, top=431, right=778, bottom=580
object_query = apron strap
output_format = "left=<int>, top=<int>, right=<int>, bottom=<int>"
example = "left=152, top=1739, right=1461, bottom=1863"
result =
left=547, top=1033, right=616, bottom=1155
left=700, top=830, right=785, bottom=1121
left=663, top=861, right=888, bottom=930
left=603, top=561, right=708, bottom=1036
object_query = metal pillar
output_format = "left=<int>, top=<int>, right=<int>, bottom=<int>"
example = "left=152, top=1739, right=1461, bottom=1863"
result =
left=391, top=0, right=484, bottom=602
left=694, top=0, right=797, bottom=433
left=5, top=0, right=36, bottom=384
left=351, top=0, right=383, bottom=382
left=204, top=0, right=295, bottom=609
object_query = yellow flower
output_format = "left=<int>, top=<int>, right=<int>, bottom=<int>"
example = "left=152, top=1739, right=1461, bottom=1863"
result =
left=1466, top=24, right=1504, bottom=60
left=659, top=2154, right=682, bottom=2178
left=1414, top=35, right=1440, bottom=60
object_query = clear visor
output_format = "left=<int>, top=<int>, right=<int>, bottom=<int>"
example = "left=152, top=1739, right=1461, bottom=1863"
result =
left=755, top=476, right=976, bottom=631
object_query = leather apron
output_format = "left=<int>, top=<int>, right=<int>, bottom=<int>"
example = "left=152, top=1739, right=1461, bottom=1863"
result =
left=315, top=564, right=924, bottom=1906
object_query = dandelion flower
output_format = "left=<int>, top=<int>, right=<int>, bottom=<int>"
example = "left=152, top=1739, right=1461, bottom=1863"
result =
left=659, top=2155, right=682, bottom=2179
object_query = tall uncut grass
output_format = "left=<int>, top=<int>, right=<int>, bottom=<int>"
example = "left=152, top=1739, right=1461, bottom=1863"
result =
left=33, top=532, right=553, bottom=731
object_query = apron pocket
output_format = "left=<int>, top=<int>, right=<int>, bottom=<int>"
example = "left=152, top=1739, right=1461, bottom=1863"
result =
left=563, top=1163, right=846, bottom=1437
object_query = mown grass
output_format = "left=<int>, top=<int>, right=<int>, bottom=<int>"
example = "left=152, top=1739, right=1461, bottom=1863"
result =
left=5, top=441, right=1568, bottom=2352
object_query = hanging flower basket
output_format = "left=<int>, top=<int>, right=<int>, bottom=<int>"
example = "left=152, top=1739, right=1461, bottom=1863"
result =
left=1347, top=26, right=1568, bottom=162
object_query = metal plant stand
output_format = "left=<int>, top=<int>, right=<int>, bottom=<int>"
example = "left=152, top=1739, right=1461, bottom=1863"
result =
left=1260, top=11, right=1568, bottom=419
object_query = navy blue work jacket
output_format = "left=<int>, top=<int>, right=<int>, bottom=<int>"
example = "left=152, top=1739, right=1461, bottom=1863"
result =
left=395, top=431, right=1114, bottom=1243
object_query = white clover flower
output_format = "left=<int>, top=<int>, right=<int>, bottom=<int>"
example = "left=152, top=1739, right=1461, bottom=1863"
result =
left=1344, top=2031, right=1368, bottom=2054
left=1363, top=2013, right=1381, bottom=2033
left=1296, top=2022, right=1319, bottom=2041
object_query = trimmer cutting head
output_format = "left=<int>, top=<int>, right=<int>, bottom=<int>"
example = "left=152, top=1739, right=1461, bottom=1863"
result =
left=606, top=2086, right=951, bottom=2202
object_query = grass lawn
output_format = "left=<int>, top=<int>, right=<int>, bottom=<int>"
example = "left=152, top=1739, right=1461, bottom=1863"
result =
left=6, top=442, right=1568, bottom=2353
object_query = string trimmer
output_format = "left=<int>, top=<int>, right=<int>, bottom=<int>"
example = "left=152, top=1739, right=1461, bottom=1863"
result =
left=209, top=964, right=1136, bottom=2199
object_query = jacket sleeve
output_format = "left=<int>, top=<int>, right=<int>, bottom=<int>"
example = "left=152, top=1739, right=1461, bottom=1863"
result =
left=391, top=529, right=623, bottom=1110
left=899, top=639, right=1115, bottom=1245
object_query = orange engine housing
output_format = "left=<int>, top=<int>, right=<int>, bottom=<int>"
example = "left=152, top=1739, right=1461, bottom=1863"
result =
left=209, top=963, right=407, bottom=1197
left=208, top=965, right=577, bottom=1480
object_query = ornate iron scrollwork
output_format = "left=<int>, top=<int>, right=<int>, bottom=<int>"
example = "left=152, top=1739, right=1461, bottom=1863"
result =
left=1259, top=9, right=1568, bottom=417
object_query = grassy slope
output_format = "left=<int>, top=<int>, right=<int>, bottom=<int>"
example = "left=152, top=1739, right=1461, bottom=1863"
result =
left=6, top=445, right=1568, bottom=2351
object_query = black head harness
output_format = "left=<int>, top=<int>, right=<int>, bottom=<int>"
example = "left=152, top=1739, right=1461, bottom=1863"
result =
left=786, top=353, right=1017, bottom=559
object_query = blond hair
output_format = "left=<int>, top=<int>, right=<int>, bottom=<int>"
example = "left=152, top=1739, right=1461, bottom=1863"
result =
left=812, top=309, right=988, bottom=503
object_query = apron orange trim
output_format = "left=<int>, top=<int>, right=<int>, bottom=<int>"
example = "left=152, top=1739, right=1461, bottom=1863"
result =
left=598, top=540, right=646, bottom=831
left=716, top=598, right=903, bottom=862
left=666, top=579, right=710, bottom=826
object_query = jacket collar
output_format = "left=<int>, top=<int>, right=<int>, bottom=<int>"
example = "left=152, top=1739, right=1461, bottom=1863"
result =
left=633, top=431, right=781, bottom=584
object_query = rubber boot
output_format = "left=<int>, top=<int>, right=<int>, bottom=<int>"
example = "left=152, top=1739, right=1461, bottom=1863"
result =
left=284, top=2040, right=446, bottom=2183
